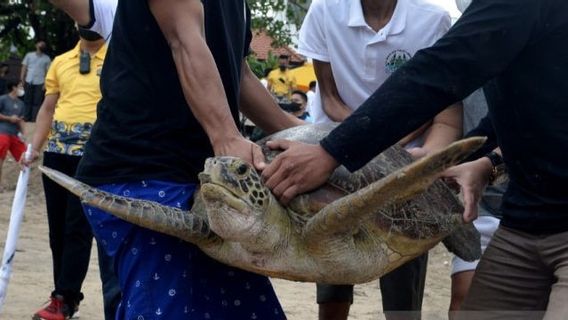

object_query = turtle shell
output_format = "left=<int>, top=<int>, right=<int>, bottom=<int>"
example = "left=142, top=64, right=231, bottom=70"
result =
left=258, top=124, right=465, bottom=242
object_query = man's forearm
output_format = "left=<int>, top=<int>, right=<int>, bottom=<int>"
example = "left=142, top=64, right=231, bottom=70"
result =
left=174, top=41, right=241, bottom=146
left=0, top=115, right=13, bottom=123
left=421, top=103, right=463, bottom=153
left=314, top=60, right=352, bottom=122
left=48, top=0, right=91, bottom=25
left=149, top=0, right=241, bottom=150
left=31, top=95, right=58, bottom=152
left=321, top=97, right=352, bottom=122
left=240, top=62, right=302, bottom=134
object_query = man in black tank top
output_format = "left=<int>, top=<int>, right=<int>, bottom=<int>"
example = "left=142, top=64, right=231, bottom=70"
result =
left=49, top=0, right=300, bottom=319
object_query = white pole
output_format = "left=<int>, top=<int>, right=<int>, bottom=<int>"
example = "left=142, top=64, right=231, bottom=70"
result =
left=0, top=144, right=33, bottom=313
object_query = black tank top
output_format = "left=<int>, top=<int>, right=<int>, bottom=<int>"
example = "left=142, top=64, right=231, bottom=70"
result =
left=77, top=0, right=251, bottom=184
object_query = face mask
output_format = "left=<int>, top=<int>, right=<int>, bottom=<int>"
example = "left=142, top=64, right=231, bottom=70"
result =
left=17, top=88, right=25, bottom=97
left=455, top=0, right=472, bottom=13
left=78, top=27, right=103, bottom=41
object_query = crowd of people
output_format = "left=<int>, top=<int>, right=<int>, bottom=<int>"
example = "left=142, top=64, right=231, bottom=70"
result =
left=0, top=0, right=566, bottom=319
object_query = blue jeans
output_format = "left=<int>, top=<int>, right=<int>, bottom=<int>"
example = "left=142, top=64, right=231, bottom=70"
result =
left=83, top=180, right=285, bottom=320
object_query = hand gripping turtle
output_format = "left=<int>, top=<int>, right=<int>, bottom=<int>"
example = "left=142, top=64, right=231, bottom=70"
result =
left=40, top=124, right=485, bottom=285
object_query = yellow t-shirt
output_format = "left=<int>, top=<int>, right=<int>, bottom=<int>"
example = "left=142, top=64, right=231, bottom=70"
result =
left=267, top=68, right=296, bottom=97
left=44, top=42, right=107, bottom=156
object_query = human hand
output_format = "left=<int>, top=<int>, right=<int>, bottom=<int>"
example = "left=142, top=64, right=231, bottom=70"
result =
left=260, top=140, right=339, bottom=204
left=441, top=157, right=493, bottom=223
left=19, top=148, right=40, bottom=169
left=212, top=135, right=266, bottom=170
left=406, top=147, right=429, bottom=160
left=9, top=115, right=20, bottom=123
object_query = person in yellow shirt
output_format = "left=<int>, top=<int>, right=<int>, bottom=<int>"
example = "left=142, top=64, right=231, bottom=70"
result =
left=21, top=28, right=120, bottom=320
left=267, top=54, right=297, bottom=101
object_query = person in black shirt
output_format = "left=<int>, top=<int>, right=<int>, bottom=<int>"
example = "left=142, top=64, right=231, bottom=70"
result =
left=263, top=0, right=568, bottom=318
left=49, top=0, right=301, bottom=319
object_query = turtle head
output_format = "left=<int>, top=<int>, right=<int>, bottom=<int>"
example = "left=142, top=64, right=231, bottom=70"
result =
left=198, top=157, right=277, bottom=242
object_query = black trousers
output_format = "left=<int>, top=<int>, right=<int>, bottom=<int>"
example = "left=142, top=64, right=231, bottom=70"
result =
left=42, top=152, right=92, bottom=305
left=23, top=82, right=44, bottom=122
left=42, top=152, right=121, bottom=318
left=380, top=253, right=428, bottom=320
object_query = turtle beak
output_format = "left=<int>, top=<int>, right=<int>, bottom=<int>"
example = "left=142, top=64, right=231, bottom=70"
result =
left=198, top=172, right=212, bottom=184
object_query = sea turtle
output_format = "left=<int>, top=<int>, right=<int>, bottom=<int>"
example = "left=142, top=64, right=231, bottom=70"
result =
left=40, top=124, right=484, bottom=285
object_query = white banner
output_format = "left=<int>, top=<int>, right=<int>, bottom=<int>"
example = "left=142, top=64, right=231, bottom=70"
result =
left=0, top=144, right=33, bottom=313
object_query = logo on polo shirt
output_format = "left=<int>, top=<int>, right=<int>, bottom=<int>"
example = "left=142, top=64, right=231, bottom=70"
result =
left=385, top=50, right=412, bottom=74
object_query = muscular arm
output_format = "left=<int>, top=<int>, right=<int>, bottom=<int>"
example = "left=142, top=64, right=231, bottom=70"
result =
left=313, top=60, right=352, bottom=122
left=48, top=0, right=91, bottom=26
left=239, top=60, right=303, bottom=134
left=148, top=0, right=262, bottom=165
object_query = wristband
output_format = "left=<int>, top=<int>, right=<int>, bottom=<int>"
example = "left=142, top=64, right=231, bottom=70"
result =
left=484, top=151, right=505, bottom=185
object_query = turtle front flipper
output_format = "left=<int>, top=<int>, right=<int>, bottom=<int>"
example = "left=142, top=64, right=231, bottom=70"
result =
left=39, top=166, right=220, bottom=247
left=442, top=222, right=481, bottom=261
left=303, top=137, right=486, bottom=242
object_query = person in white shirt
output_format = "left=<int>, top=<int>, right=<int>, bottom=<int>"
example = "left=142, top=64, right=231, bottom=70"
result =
left=306, top=80, right=317, bottom=117
left=298, top=0, right=462, bottom=319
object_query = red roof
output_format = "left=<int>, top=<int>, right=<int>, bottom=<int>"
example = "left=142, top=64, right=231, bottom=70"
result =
left=250, top=30, right=305, bottom=64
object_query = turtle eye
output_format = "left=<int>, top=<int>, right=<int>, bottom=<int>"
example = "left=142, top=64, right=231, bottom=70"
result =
left=236, top=163, right=248, bottom=175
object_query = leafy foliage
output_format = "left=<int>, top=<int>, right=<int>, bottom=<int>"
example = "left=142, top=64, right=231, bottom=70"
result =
left=1, top=0, right=310, bottom=61
left=0, top=0, right=78, bottom=61
left=247, top=51, right=280, bottom=79
left=248, top=0, right=310, bottom=47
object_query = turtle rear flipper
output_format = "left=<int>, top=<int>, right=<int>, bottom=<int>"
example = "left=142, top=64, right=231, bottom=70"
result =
left=442, top=223, right=481, bottom=261
left=39, top=165, right=220, bottom=247
left=303, top=137, right=486, bottom=241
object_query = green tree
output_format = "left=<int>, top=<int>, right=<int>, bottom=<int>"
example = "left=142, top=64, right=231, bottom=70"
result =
left=0, top=1, right=77, bottom=61
left=247, top=51, right=279, bottom=79
left=1, top=0, right=311, bottom=61
left=248, top=0, right=310, bottom=47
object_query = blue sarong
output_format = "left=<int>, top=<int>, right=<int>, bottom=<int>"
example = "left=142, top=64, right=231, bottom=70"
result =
left=83, top=180, right=285, bottom=320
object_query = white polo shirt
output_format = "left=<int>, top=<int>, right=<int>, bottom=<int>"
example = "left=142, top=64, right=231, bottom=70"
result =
left=299, top=0, right=450, bottom=124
